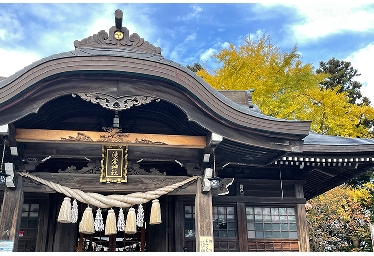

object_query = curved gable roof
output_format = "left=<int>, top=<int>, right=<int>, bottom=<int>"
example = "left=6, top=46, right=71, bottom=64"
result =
left=0, top=10, right=311, bottom=153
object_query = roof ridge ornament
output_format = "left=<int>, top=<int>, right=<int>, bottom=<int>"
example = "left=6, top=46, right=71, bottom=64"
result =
left=74, top=9, right=162, bottom=56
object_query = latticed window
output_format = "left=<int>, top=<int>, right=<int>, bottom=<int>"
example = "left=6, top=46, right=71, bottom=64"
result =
left=183, top=205, right=238, bottom=252
left=184, top=205, right=195, bottom=238
left=18, top=203, right=39, bottom=252
left=213, top=206, right=236, bottom=238
left=246, top=206, right=297, bottom=239
left=184, top=205, right=237, bottom=239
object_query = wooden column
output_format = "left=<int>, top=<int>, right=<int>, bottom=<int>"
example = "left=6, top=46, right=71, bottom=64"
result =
left=295, top=183, right=310, bottom=252
left=53, top=195, right=78, bottom=252
left=35, top=197, right=50, bottom=252
left=236, top=202, right=248, bottom=252
left=0, top=174, right=24, bottom=252
left=194, top=177, right=213, bottom=252
left=148, top=196, right=168, bottom=251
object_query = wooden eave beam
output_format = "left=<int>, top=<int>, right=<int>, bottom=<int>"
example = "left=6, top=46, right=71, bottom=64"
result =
left=17, top=172, right=197, bottom=195
left=15, top=128, right=206, bottom=149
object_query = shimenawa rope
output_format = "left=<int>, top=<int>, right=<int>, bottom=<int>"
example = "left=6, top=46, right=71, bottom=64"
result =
left=18, top=172, right=198, bottom=208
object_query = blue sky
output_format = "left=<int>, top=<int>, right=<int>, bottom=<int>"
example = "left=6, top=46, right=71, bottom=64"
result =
left=1, top=2, right=374, bottom=104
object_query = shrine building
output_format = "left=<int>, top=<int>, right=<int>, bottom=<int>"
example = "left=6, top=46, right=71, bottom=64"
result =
left=1, top=9, right=374, bottom=252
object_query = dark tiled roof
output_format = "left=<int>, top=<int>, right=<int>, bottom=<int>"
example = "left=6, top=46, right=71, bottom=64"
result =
left=304, top=132, right=374, bottom=146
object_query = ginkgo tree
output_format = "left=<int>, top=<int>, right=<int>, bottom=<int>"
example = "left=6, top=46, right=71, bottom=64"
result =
left=193, top=32, right=374, bottom=251
left=196, top=33, right=374, bottom=138
left=307, top=183, right=374, bottom=252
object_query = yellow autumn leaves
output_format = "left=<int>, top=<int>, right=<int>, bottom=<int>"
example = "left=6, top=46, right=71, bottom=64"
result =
left=197, top=33, right=374, bottom=138
left=307, top=183, right=374, bottom=251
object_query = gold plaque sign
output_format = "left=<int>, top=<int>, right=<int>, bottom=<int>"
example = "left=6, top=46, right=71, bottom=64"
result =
left=100, top=145, right=128, bottom=183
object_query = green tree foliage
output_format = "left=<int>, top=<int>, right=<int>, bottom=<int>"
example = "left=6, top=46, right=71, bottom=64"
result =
left=316, top=58, right=374, bottom=138
left=316, top=58, right=370, bottom=105
left=186, top=62, right=204, bottom=73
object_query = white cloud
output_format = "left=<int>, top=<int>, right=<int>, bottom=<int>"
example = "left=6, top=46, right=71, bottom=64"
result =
left=184, top=33, right=197, bottom=43
left=28, top=4, right=67, bottom=23
left=178, top=4, right=203, bottom=21
left=345, top=43, right=374, bottom=106
left=285, top=3, right=374, bottom=43
left=200, top=48, right=217, bottom=62
left=0, top=11, right=23, bottom=41
left=0, top=48, right=41, bottom=77
left=200, top=41, right=230, bottom=63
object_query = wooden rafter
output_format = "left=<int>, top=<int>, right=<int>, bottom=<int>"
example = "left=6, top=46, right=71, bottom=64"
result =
left=15, top=128, right=206, bottom=149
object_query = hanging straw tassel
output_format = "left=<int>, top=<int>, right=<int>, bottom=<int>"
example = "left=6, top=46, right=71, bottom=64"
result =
left=125, top=207, right=137, bottom=234
left=149, top=199, right=161, bottom=225
left=71, top=199, right=78, bottom=223
left=117, top=208, right=125, bottom=232
left=94, top=208, right=104, bottom=232
left=105, top=208, right=117, bottom=235
left=79, top=206, right=95, bottom=234
left=57, top=197, right=72, bottom=223
left=136, top=204, right=144, bottom=227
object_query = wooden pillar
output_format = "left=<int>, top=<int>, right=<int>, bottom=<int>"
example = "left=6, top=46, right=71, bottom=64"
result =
left=53, top=223, right=78, bottom=251
left=148, top=196, right=168, bottom=251
left=46, top=193, right=58, bottom=251
left=51, top=194, right=78, bottom=252
left=0, top=174, right=24, bottom=252
left=237, top=202, right=248, bottom=252
left=295, top=183, right=310, bottom=252
left=194, top=177, right=213, bottom=252
left=35, top=197, right=50, bottom=252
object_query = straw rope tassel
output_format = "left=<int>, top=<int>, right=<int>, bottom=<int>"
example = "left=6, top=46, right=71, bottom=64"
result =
left=57, top=197, right=72, bottom=223
left=79, top=206, right=95, bottom=234
left=117, top=208, right=125, bottom=232
left=125, top=208, right=137, bottom=234
left=71, top=199, right=78, bottom=223
left=94, top=208, right=104, bottom=232
left=105, top=208, right=117, bottom=235
left=136, top=204, right=144, bottom=227
left=149, top=199, right=161, bottom=225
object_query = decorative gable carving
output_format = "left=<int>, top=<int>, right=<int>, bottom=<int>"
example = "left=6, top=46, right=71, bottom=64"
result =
left=72, top=93, right=159, bottom=110
left=73, top=10, right=162, bottom=56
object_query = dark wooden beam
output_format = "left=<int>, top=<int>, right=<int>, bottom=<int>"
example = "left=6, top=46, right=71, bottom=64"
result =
left=20, top=142, right=200, bottom=162
left=212, top=196, right=306, bottom=205
left=0, top=175, right=23, bottom=251
left=16, top=128, right=206, bottom=149
left=20, top=172, right=197, bottom=195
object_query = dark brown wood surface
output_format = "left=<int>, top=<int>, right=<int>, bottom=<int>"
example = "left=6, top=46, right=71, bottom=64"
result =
left=247, top=239, right=299, bottom=252
left=295, top=183, right=310, bottom=252
left=35, top=197, right=49, bottom=252
left=147, top=196, right=167, bottom=252
left=0, top=175, right=24, bottom=251
left=194, top=177, right=213, bottom=252
left=20, top=173, right=197, bottom=195
left=236, top=202, right=248, bottom=252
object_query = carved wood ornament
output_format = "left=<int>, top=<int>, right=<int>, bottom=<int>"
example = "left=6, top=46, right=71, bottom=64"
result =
left=73, top=9, right=162, bottom=55
left=73, top=93, right=160, bottom=111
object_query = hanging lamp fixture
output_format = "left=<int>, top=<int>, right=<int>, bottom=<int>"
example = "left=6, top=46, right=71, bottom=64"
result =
left=207, top=148, right=221, bottom=189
